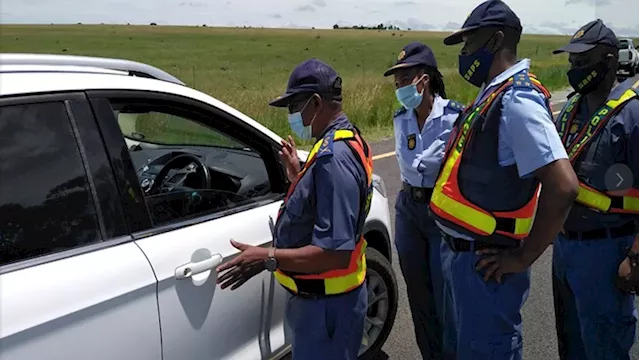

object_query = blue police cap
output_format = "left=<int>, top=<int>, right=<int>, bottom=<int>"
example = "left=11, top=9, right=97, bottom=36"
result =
left=552, top=19, right=619, bottom=54
left=269, top=58, right=342, bottom=107
left=443, top=0, right=522, bottom=46
left=383, top=41, right=439, bottom=77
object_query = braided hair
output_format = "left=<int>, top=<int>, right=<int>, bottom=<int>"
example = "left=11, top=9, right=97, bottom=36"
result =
left=423, top=66, right=447, bottom=99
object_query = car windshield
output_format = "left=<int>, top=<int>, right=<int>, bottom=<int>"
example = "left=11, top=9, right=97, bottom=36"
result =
left=618, top=40, right=629, bottom=49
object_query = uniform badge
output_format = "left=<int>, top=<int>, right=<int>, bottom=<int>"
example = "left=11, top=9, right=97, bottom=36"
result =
left=569, top=123, right=579, bottom=134
left=398, top=50, right=406, bottom=61
left=407, top=134, right=416, bottom=150
left=573, top=29, right=585, bottom=39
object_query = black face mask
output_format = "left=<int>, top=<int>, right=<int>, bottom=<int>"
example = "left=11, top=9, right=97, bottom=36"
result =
left=567, top=61, right=609, bottom=95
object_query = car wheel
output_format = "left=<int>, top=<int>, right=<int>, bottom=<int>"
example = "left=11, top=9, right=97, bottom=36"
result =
left=358, top=248, right=398, bottom=360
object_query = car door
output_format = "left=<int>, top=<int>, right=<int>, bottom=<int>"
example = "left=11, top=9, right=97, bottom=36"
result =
left=88, top=90, right=290, bottom=360
left=0, top=93, right=161, bottom=360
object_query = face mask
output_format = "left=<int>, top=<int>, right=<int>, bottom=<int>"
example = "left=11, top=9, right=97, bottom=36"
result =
left=567, top=61, right=608, bottom=95
left=395, top=75, right=426, bottom=110
left=287, top=97, right=317, bottom=140
left=458, top=47, right=495, bottom=87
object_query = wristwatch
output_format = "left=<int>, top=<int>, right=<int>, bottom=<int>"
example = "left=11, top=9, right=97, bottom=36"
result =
left=265, top=247, right=278, bottom=272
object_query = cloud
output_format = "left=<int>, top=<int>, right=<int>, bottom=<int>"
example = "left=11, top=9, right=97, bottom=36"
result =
left=312, top=0, right=326, bottom=7
left=444, top=22, right=461, bottom=31
left=269, top=13, right=282, bottom=19
left=395, top=1, right=416, bottom=5
left=295, top=4, right=315, bottom=12
left=178, top=2, right=207, bottom=8
left=565, top=0, right=611, bottom=4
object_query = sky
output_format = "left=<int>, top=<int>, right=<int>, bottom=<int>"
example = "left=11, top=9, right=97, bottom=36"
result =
left=1, top=0, right=638, bottom=37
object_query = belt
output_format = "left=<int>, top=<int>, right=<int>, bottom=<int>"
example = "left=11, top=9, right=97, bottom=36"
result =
left=564, top=221, right=637, bottom=240
left=442, top=233, right=516, bottom=252
left=401, top=182, right=433, bottom=203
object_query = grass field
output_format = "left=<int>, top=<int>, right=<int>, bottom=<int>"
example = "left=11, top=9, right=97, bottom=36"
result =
left=0, top=24, right=575, bottom=144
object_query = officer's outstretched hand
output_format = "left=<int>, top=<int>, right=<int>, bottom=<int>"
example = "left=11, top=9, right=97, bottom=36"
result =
left=279, top=135, right=301, bottom=183
left=216, top=240, right=268, bottom=290
left=475, top=246, right=530, bottom=283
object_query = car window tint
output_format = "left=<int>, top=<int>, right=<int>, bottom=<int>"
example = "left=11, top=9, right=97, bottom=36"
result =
left=0, top=102, right=102, bottom=266
left=109, top=101, right=274, bottom=228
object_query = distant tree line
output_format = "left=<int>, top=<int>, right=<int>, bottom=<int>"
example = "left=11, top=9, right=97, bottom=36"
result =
left=333, top=23, right=404, bottom=31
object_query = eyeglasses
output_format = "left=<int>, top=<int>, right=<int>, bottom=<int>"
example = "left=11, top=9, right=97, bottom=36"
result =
left=287, top=96, right=313, bottom=114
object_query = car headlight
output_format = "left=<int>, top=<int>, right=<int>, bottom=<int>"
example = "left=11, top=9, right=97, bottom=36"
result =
left=372, top=174, right=387, bottom=198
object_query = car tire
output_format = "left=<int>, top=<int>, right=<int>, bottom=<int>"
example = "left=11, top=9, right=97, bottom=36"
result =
left=358, top=247, right=398, bottom=360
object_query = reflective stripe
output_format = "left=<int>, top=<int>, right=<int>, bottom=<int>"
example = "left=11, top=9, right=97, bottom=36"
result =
left=557, top=82, right=639, bottom=214
left=274, top=128, right=372, bottom=296
left=576, top=182, right=639, bottom=214
left=576, top=183, right=611, bottom=212
left=430, top=74, right=545, bottom=240
left=274, top=239, right=367, bottom=296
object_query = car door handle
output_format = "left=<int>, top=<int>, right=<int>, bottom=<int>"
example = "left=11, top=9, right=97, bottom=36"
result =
left=175, top=254, right=223, bottom=280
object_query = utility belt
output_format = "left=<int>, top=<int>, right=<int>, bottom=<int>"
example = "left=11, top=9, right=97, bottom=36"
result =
left=441, top=232, right=518, bottom=253
left=402, top=181, right=433, bottom=203
left=562, top=221, right=637, bottom=241
left=281, top=281, right=365, bottom=299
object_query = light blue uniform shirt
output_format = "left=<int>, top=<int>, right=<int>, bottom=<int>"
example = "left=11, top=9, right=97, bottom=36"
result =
left=437, top=59, right=569, bottom=240
left=394, top=95, right=461, bottom=188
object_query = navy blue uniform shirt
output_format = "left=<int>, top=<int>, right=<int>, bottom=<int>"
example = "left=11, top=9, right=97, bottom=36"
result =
left=275, top=115, right=367, bottom=252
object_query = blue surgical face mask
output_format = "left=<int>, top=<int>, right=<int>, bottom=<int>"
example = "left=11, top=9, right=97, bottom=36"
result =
left=287, top=97, right=316, bottom=140
left=288, top=111, right=312, bottom=140
left=458, top=47, right=495, bottom=87
left=395, top=76, right=425, bottom=109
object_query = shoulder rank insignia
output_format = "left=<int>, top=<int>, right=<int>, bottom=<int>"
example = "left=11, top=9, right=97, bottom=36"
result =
left=317, top=132, right=334, bottom=158
left=394, top=107, right=407, bottom=118
left=446, top=100, right=464, bottom=113
left=512, top=71, right=532, bottom=89
left=407, top=134, right=416, bottom=150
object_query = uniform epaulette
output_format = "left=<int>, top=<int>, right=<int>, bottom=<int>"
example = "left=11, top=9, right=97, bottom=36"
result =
left=511, top=71, right=534, bottom=89
left=445, top=100, right=464, bottom=113
left=394, top=107, right=407, bottom=118
left=316, top=131, right=335, bottom=158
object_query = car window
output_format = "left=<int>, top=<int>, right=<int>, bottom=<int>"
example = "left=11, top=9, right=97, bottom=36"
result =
left=109, top=100, right=275, bottom=228
left=0, top=102, right=102, bottom=266
left=618, top=40, right=629, bottom=49
left=117, top=109, right=248, bottom=150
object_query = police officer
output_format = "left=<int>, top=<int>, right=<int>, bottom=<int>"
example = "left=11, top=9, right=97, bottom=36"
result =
left=429, top=1, right=579, bottom=359
left=550, top=19, right=639, bottom=360
left=216, top=58, right=373, bottom=360
left=382, top=41, right=463, bottom=360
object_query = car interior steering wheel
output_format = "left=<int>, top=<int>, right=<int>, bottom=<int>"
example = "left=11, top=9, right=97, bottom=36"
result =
left=150, top=153, right=212, bottom=195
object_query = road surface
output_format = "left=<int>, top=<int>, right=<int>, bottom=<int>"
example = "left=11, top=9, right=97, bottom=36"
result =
left=370, top=91, right=640, bottom=360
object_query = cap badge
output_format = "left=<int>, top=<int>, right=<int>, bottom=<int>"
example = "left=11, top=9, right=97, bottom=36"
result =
left=333, top=77, right=342, bottom=89
left=398, top=50, right=406, bottom=61
left=573, top=29, right=585, bottom=39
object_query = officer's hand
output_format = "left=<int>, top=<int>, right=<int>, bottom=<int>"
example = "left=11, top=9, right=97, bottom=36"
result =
left=218, top=260, right=266, bottom=290
left=475, top=246, right=530, bottom=283
left=279, top=136, right=301, bottom=183
left=216, top=240, right=268, bottom=290
left=616, top=257, right=638, bottom=295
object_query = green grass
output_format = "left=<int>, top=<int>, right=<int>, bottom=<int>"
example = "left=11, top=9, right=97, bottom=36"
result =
left=0, top=24, right=574, bottom=145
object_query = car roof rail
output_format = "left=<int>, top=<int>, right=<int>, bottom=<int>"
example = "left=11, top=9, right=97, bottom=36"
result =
left=0, top=53, right=186, bottom=85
